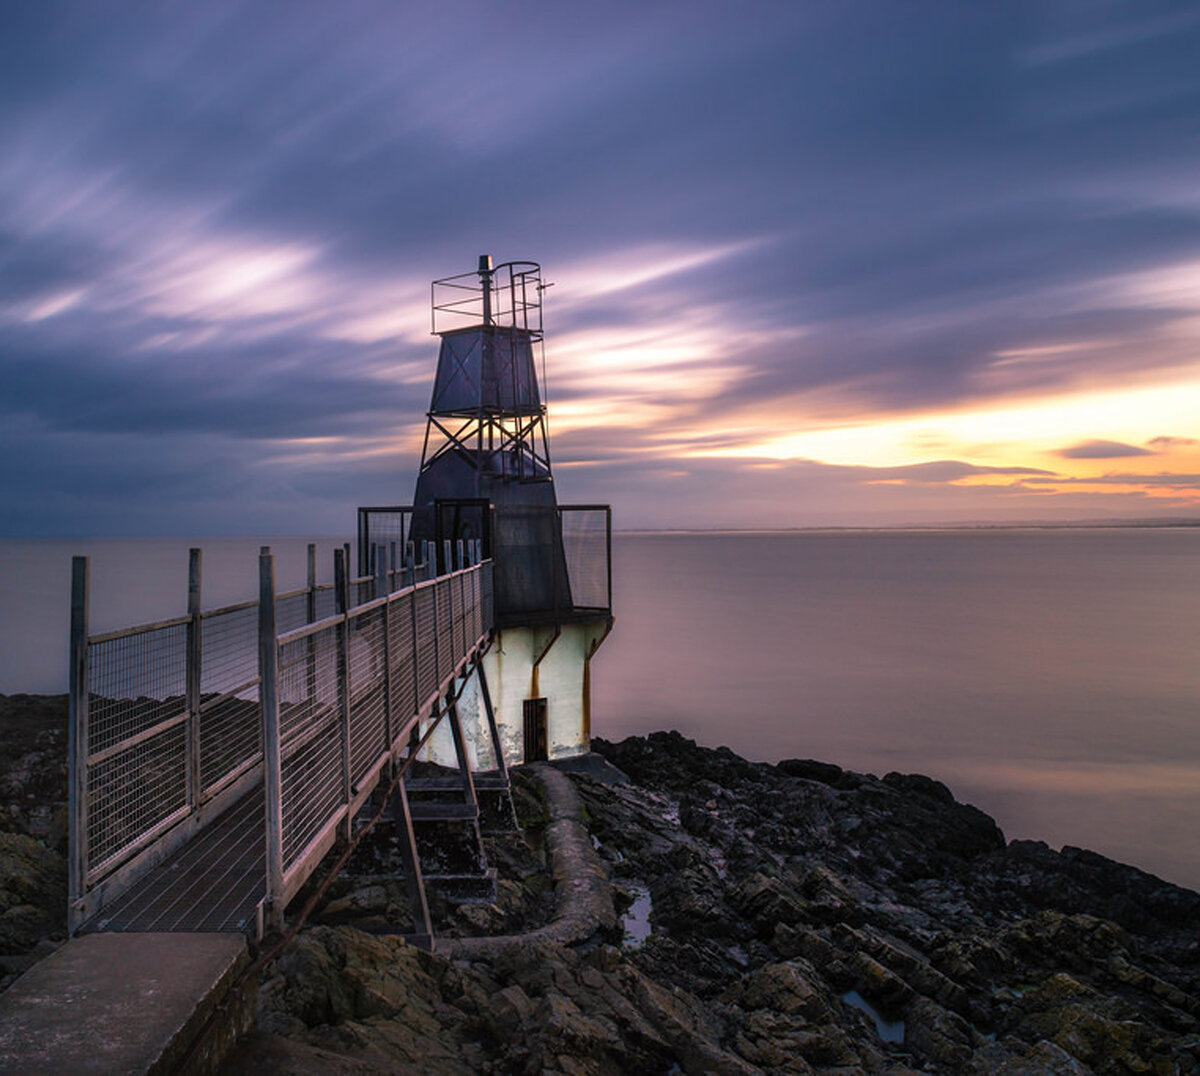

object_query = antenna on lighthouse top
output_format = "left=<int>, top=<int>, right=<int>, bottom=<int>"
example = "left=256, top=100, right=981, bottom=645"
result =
left=478, top=254, right=493, bottom=327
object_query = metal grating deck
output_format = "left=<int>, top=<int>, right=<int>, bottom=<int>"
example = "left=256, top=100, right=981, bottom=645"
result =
left=81, top=788, right=266, bottom=934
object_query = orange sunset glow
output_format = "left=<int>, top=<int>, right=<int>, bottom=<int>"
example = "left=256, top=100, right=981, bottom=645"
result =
left=1, top=4, right=1198, bottom=535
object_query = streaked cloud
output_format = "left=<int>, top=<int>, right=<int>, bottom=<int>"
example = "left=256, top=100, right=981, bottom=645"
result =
left=1, top=1, right=1199, bottom=535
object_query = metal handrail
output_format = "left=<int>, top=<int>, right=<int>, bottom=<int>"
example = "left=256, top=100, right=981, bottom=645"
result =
left=67, top=540, right=491, bottom=934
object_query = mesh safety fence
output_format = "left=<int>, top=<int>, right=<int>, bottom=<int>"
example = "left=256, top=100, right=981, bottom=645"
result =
left=414, top=586, right=438, bottom=707
left=347, top=605, right=388, bottom=784
left=360, top=510, right=414, bottom=565
left=436, top=579, right=453, bottom=684
left=86, top=623, right=189, bottom=874
left=87, top=722, right=187, bottom=877
left=77, top=556, right=495, bottom=905
left=276, top=591, right=313, bottom=636
left=387, top=590, right=418, bottom=728
left=278, top=623, right=342, bottom=872
left=452, top=573, right=466, bottom=665
left=560, top=507, right=610, bottom=611
left=199, top=603, right=260, bottom=795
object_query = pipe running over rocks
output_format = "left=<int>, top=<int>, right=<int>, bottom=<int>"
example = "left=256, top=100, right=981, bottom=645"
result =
left=443, top=763, right=616, bottom=959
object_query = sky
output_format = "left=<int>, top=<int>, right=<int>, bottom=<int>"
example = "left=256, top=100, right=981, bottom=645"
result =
left=3, top=0, right=1200, bottom=536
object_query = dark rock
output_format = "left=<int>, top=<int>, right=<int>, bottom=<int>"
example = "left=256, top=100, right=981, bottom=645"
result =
left=882, top=771, right=956, bottom=805
left=6, top=700, right=1198, bottom=1074
left=777, top=758, right=863, bottom=790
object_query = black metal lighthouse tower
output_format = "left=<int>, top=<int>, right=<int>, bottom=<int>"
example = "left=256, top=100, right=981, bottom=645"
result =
left=359, top=255, right=611, bottom=766
left=412, top=256, right=571, bottom=623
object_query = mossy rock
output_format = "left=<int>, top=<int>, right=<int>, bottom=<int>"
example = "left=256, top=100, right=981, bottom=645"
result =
left=0, top=831, right=66, bottom=951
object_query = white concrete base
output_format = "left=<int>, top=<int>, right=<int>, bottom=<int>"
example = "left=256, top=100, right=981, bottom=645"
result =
left=422, top=619, right=610, bottom=768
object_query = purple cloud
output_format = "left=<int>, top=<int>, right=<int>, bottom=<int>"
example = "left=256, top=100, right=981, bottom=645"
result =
left=1057, top=440, right=1154, bottom=459
left=2, top=2, right=1200, bottom=534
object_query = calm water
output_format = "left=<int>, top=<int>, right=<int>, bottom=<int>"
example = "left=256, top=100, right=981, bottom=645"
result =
left=0, top=536, right=352, bottom=695
left=591, top=529, right=1200, bottom=891
left=2, top=528, right=1198, bottom=890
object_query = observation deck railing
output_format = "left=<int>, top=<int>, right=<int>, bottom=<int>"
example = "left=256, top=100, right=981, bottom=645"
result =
left=358, top=503, right=610, bottom=628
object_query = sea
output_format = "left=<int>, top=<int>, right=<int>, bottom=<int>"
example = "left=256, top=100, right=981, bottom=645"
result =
left=3, top=528, right=1199, bottom=891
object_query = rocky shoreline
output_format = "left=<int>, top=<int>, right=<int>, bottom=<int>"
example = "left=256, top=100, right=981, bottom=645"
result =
left=2, top=696, right=1198, bottom=1072
left=0, top=694, right=67, bottom=988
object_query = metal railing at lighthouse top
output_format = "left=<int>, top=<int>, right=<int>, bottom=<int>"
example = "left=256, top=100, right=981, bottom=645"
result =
left=68, top=540, right=493, bottom=935
left=358, top=502, right=612, bottom=628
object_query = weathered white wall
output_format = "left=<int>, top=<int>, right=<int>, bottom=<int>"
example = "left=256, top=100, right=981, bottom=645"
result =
left=420, top=618, right=610, bottom=768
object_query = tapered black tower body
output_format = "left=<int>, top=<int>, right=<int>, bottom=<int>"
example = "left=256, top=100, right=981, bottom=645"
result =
left=358, top=256, right=612, bottom=764
left=412, top=257, right=571, bottom=623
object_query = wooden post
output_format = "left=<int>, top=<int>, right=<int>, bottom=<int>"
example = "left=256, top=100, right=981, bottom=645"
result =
left=67, top=556, right=89, bottom=934
left=442, top=539, right=452, bottom=577
left=259, top=548, right=284, bottom=928
left=334, top=548, right=352, bottom=837
left=186, top=548, right=202, bottom=811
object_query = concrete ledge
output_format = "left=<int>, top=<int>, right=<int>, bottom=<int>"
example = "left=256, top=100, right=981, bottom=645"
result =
left=444, top=763, right=616, bottom=960
left=549, top=751, right=630, bottom=786
left=0, top=932, right=251, bottom=1074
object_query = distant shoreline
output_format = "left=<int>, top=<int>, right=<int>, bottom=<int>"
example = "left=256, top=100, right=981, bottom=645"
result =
left=614, top=518, right=1200, bottom=535
left=3, top=518, right=1200, bottom=544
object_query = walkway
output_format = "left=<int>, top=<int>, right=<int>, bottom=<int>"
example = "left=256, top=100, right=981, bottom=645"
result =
left=69, top=547, right=495, bottom=940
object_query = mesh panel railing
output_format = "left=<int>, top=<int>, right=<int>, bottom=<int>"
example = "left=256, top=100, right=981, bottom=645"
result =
left=363, top=503, right=609, bottom=620
left=414, top=585, right=438, bottom=708
left=353, top=577, right=375, bottom=607
left=388, top=590, right=417, bottom=717
left=436, top=579, right=454, bottom=684
left=69, top=544, right=492, bottom=933
left=560, top=505, right=612, bottom=613
left=199, top=602, right=260, bottom=797
left=85, top=622, right=189, bottom=878
left=71, top=546, right=361, bottom=927
left=265, top=557, right=492, bottom=908
left=88, top=624, right=188, bottom=756
left=277, top=623, right=343, bottom=874
left=347, top=604, right=388, bottom=784
left=87, top=722, right=188, bottom=877
left=357, top=507, right=415, bottom=578
left=86, top=623, right=187, bottom=882
left=277, top=589, right=317, bottom=636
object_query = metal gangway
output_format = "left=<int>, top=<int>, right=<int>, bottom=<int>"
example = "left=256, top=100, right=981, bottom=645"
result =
left=67, top=539, right=498, bottom=944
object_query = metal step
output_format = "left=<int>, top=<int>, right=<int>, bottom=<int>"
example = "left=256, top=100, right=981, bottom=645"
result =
left=407, top=801, right=479, bottom=822
left=406, top=773, right=510, bottom=792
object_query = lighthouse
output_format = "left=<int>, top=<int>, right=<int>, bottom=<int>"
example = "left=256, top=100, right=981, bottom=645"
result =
left=365, top=256, right=612, bottom=770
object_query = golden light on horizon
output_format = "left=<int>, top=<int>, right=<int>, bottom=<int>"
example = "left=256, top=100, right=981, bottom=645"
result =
left=687, top=368, right=1200, bottom=480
